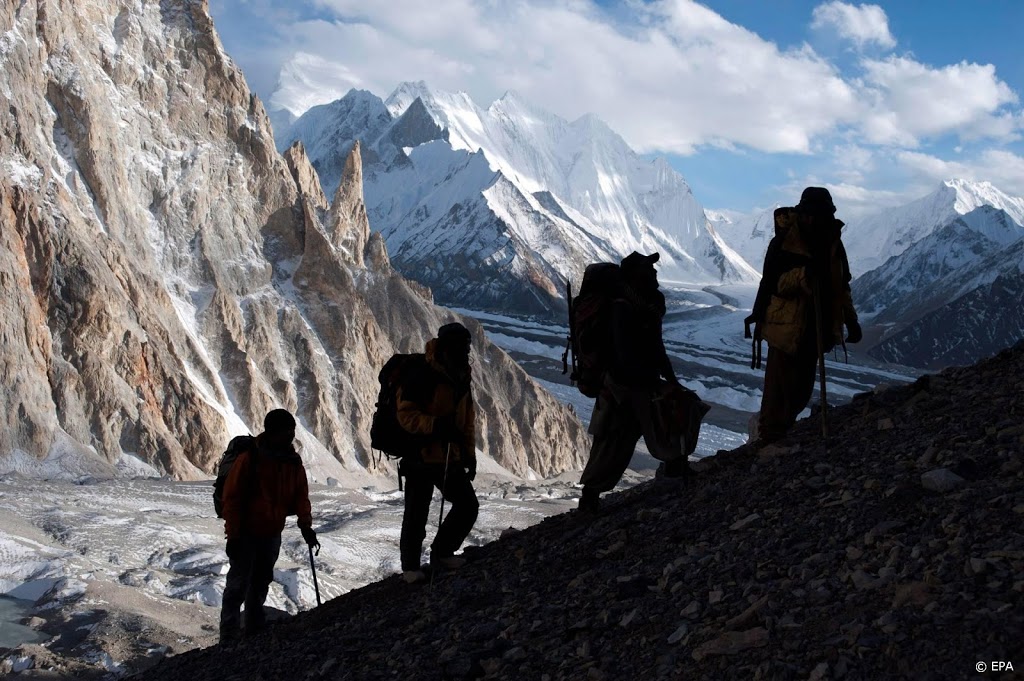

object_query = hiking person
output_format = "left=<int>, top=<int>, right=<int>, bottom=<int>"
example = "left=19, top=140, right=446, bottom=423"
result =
left=395, top=322, right=479, bottom=584
left=219, top=409, right=319, bottom=643
left=745, top=187, right=861, bottom=444
left=578, top=251, right=697, bottom=513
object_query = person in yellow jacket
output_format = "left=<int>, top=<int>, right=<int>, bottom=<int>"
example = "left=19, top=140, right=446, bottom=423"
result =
left=747, top=187, right=862, bottom=443
left=395, top=322, right=478, bottom=584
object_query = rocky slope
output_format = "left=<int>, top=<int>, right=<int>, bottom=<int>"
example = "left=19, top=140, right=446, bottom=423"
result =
left=142, top=342, right=1024, bottom=680
left=279, top=84, right=757, bottom=317
left=0, top=0, right=588, bottom=481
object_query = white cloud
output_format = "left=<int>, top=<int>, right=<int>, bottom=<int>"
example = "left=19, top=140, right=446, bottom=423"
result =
left=258, top=0, right=1020, bottom=158
left=268, top=0, right=861, bottom=155
left=897, top=149, right=1024, bottom=196
left=858, top=57, right=1020, bottom=146
left=811, top=2, right=896, bottom=50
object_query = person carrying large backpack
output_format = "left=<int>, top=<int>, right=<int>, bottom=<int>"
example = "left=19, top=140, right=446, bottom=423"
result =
left=578, top=251, right=695, bottom=513
left=394, top=322, right=479, bottom=584
left=745, top=187, right=862, bottom=444
left=218, top=409, right=319, bottom=644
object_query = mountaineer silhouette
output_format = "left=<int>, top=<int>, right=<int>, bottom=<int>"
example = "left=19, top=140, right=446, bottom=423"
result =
left=566, top=251, right=709, bottom=514
left=745, top=187, right=862, bottom=444
left=375, top=322, right=480, bottom=584
left=213, top=409, right=319, bottom=644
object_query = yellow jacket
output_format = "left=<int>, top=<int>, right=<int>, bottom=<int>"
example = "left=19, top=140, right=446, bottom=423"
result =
left=395, top=339, right=476, bottom=464
left=757, top=208, right=858, bottom=356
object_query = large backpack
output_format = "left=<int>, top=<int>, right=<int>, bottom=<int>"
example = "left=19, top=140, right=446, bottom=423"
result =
left=563, top=262, right=623, bottom=398
left=370, top=353, right=430, bottom=458
left=212, top=434, right=256, bottom=518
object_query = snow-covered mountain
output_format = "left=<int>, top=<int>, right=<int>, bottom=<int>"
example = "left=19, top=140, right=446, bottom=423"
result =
left=845, top=200, right=1024, bottom=369
left=852, top=206, right=1024, bottom=319
left=843, top=179, right=1024, bottom=274
left=279, top=83, right=757, bottom=317
left=0, top=0, right=588, bottom=480
left=706, top=206, right=779, bottom=271
left=867, top=236, right=1024, bottom=369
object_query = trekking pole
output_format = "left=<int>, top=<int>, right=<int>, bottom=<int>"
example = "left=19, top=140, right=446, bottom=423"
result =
left=431, top=443, right=453, bottom=588
left=438, top=442, right=452, bottom=528
left=811, top=276, right=830, bottom=445
left=308, top=543, right=322, bottom=607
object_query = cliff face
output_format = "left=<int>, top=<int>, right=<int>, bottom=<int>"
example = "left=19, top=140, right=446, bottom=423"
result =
left=0, top=0, right=588, bottom=481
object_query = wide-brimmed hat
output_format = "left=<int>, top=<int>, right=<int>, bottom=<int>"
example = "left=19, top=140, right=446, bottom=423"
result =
left=620, top=251, right=660, bottom=276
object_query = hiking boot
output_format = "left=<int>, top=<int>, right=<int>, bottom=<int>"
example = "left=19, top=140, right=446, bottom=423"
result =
left=402, top=570, right=427, bottom=584
left=431, top=555, right=467, bottom=570
left=656, top=458, right=696, bottom=481
left=219, top=626, right=241, bottom=646
left=577, top=489, right=601, bottom=514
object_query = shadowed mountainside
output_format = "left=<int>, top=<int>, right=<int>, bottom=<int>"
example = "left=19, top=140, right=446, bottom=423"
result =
left=141, top=342, right=1024, bottom=680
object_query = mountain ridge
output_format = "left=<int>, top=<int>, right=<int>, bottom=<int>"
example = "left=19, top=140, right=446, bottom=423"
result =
left=280, top=83, right=756, bottom=317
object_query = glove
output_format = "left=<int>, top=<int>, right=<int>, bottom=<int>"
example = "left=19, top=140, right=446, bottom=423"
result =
left=301, top=527, right=320, bottom=551
left=464, top=457, right=477, bottom=482
left=846, top=320, right=863, bottom=344
left=432, top=414, right=461, bottom=443
left=225, top=538, right=242, bottom=559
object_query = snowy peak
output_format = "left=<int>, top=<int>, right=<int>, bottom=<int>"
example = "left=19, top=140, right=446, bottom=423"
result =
left=384, top=80, right=433, bottom=118
left=943, top=178, right=1024, bottom=224
left=286, top=82, right=757, bottom=315
left=842, top=178, right=1024, bottom=275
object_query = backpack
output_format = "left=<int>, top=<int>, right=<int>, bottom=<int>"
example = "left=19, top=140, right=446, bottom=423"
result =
left=563, top=262, right=623, bottom=398
left=212, top=434, right=256, bottom=518
left=370, top=353, right=430, bottom=458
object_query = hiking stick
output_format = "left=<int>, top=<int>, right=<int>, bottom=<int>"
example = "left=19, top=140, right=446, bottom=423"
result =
left=562, top=278, right=573, bottom=378
left=430, top=443, right=453, bottom=589
left=308, top=544, right=322, bottom=607
left=811, top=275, right=830, bottom=444
left=438, top=442, right=451, bottom=528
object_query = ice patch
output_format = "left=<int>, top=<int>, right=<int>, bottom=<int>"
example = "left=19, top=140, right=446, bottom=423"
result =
left=4, top=578, right=61, bottom=603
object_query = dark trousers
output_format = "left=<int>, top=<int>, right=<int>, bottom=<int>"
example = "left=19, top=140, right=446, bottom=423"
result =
left=580, top=393, right=642, bottom=494
left=758, top=345, right=819, bottom=441
left=220, top=534, right=282, bottom=634
left=400, top=461, right=479, bottom=571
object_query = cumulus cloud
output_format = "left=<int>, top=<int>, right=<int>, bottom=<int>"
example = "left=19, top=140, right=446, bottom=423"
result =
left=858, top=58, right=1020, bottom=146
left=257, top=0, right=1019, bottom=158
left=897, top=149, right=1024, bottom=196
left=268, top=0, right=861, bottom=155
left=811, top=2, right=896, bottom=50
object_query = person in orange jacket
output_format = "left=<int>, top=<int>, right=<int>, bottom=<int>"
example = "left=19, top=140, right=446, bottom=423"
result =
left=219, top=409, right=319, bottom=643
left=395, top=322, right=479, bottom=584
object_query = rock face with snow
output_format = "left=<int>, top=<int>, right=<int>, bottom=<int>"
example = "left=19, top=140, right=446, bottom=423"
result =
left=850, top=204, right=1024, bottom=369
left=0, top=0, right=588, bottom=481
left=706, top=206, right=779, bottom=271
left=843, top=179, right=1024, bottom=275
left=866, top=237, right=1024, bottom=369
left=280, top=83, right=757, bottom=317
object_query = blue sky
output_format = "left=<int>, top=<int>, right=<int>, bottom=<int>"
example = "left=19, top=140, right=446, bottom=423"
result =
left=209, top=1, right=1024, bottom=215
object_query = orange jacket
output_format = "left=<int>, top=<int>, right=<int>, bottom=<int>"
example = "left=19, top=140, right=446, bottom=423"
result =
left=396, top=339, right=476, bottom=465
left=222, top=437, right=313, bottom=540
